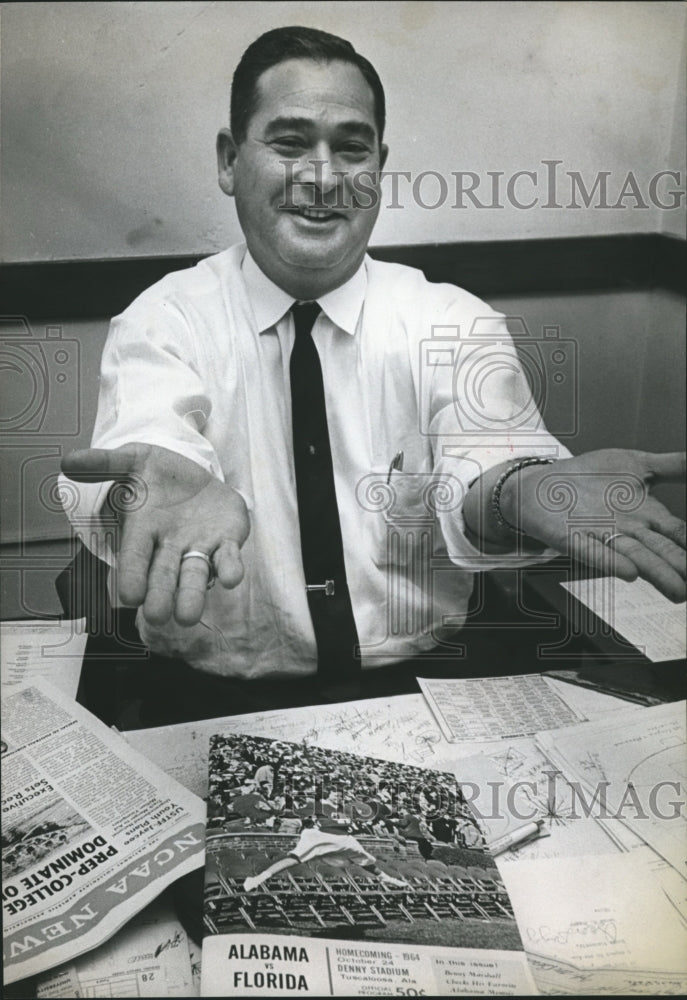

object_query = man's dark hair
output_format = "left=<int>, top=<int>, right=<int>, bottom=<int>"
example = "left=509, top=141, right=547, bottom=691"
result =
left=230, top=26, right=386, bottom=145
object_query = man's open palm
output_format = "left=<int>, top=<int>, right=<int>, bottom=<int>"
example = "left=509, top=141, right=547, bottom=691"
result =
left=514, top=450, right=686, bottom=602
left=62, top=444, right=250, bottom=626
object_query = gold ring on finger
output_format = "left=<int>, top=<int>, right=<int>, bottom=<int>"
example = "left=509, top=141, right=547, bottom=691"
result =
left=181, top=550, right=216, bottom=589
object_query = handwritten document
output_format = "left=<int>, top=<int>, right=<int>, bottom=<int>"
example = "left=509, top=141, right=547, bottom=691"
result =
left=125, top=693, right=448, bottom=799
left=536, top=700, right=687, bottom=875
left=456, top=751, right=549, bottom=852
left=454, top=734, right=646, bottom=864
left=501, top=850, right=687, bottom=994
left=561, top=577, right=686, bottom=662
left=418, top=674, right=583, bottom=743
left=1, top=619, right=86, bottom=698
left=125, top=681, right=630, bottom=801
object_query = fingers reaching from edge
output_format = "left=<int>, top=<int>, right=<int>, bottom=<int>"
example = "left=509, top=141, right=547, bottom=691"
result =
left=641, top=451, right=687, bottom=485
left=646, top=511, right=686, bottom=551
left=632, top=527, right=686, bottom=580
left=569, top=529, right=686, bottom=603
left=608, top=532, right=686, bottom=602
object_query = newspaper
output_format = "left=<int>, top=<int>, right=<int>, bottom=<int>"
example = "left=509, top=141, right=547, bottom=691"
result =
left=1, top=678, right=206, bottom=984
left=1, top=619, right=87, bottom=698
left=200, top=732, right=538, bottom=996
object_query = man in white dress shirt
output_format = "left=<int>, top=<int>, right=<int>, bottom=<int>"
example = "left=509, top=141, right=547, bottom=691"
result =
left=61, top=27, right=685, bottom=716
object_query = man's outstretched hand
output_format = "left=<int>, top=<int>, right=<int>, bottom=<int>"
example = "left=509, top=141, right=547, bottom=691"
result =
left=506, top=450, right=686, bottom=602
left=61, top=444, right=250, bottom=626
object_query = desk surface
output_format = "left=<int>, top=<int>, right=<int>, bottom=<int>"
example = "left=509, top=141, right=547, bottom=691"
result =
left=3, top=586, right=686, bottom=996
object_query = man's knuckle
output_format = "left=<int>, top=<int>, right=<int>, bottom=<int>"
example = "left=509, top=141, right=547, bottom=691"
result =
left=157, top=538, right=183, bottom=555
left=150, top=565, right=179, bottom=586
left=177, top=583, right=207, bottom=597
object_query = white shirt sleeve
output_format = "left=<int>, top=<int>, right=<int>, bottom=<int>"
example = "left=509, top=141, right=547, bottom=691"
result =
left=61, top=287, right=225, bottom=565
left=421, top=297, right=572, bottom=569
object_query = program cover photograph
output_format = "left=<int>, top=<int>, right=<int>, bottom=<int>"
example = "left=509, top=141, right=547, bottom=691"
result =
left=201, top=734, right=534, bottom=997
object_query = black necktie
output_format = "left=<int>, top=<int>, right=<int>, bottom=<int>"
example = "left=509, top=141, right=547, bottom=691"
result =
left=290, top=302, right=360, bottom=695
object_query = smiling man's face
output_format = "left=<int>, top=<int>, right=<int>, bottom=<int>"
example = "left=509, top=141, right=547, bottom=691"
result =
left=218, top=58, right=387, bottom=299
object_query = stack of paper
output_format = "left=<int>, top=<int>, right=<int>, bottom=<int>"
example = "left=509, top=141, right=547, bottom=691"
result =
left=561, top=577, right=686, bottom=663
left=36, top=898, right=198, bottom=997
left=503, top=849, right=687, bottom=994
left=535, top=700, right=687, bottom=875
left=416, top=676, right=687, bottom=992
left=1, top=619, right=87, bottom=698
left=417, top=674, right=644, bottom=862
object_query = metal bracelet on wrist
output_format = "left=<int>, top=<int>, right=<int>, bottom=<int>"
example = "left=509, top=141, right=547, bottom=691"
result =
left=491, top=456, right=556, bottom=537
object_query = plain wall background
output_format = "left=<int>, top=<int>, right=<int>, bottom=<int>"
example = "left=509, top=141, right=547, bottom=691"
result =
left=2, top=0, right=686, bottom=261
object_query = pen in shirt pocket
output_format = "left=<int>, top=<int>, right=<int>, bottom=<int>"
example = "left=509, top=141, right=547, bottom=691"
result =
left=386, top=450, right=404, bottom=484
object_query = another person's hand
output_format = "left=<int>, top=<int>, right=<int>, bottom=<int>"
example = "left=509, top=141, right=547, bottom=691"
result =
left=503, top=450, right=686, bottom=602
left=61, top=443, right=250, bottom=625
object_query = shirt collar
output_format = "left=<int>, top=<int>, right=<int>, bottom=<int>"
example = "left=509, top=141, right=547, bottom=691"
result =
left=241, top=248, right=367, bottom=336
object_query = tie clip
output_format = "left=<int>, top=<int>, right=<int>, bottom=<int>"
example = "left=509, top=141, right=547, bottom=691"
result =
left=306, top=580, right=336, bottom=596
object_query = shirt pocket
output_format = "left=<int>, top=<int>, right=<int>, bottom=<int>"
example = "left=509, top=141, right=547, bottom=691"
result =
left=356, top=467, right=449, bottom=569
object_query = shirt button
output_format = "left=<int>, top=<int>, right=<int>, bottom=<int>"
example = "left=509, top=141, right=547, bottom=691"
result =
left=308, top=444, right=316, bottom=456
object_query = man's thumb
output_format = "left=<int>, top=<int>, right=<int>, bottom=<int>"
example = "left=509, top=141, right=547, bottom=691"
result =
left=61, top=444, right=145, bottom=482
left=643, top=451, right=687, bottom=484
